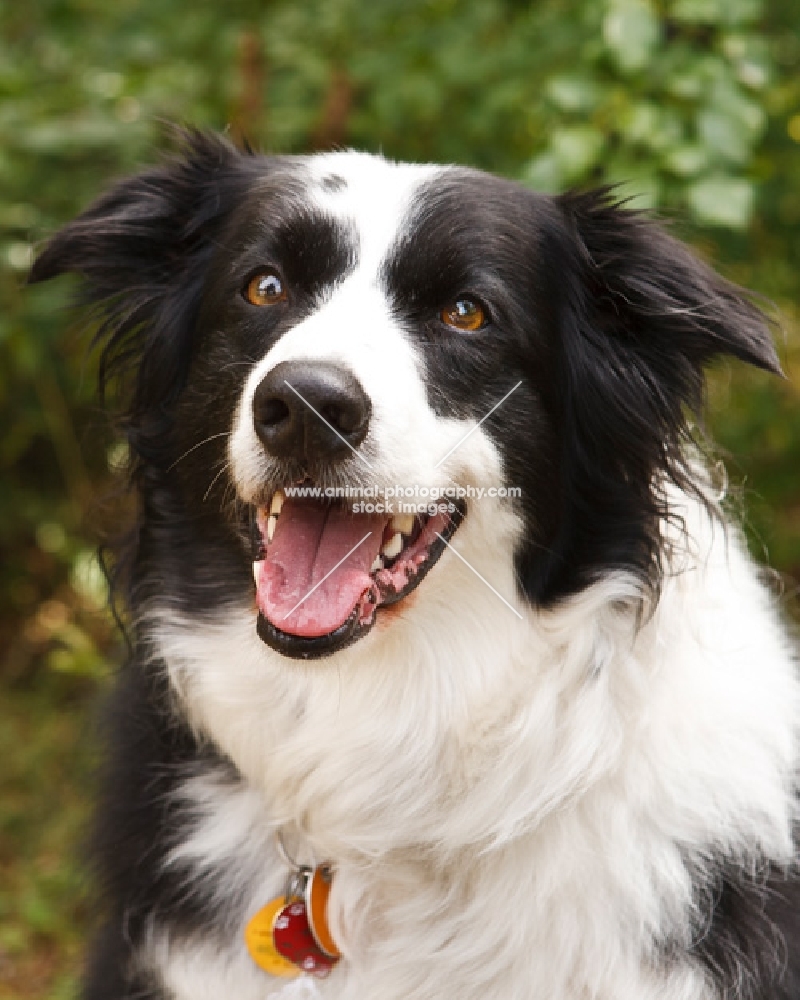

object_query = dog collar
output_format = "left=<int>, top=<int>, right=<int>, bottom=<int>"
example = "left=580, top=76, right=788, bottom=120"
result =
left=244, top=838, right=341, bottom=979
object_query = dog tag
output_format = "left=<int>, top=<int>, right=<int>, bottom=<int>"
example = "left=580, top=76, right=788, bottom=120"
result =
left=273, top=897, right=336, bottom=977
left=244, top=896, right=300, bottom=978
left=306, top=863, right=340, bottom=958
left=245, top=864, right=340, bottom=979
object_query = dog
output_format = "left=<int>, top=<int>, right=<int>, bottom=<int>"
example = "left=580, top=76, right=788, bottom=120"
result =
left=31, top=129, right=799, bottom=1000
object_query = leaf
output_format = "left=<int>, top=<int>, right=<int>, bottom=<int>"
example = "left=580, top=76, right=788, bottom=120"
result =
left=722, top=34, right=771, bottom=90
left=70, top=549, right=107, bottom=608
left=602, top=0, right=661, bottom=74
left=696, top=80, right=766, bottom=164
left=663, top=143, right=711, bottom=176
left=697, top=109, right=753, bottom=163
left=522, top=153, right=563, bottom=194
left=603, top=157, right=663, bottom=209
left=670, top=0, right=762, bottom=25
left=686, top=173, right=755, bottom=228
left=620, top=102, right=683, bottom=151
left=710, top=78, right=767, bottom=136
left=16, top=118, right=125, bottom=154
left=550, top=125, right=606, bottom=183
left=619, top=102, right=660, bottom=144
left=546, top=74, right=601, bottom=113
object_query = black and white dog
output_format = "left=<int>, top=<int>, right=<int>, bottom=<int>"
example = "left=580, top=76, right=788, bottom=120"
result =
left=32, top=130, right=799, bottom=1000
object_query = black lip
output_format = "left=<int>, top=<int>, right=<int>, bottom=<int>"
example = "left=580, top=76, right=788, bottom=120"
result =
left=257, top=608, right=368, bottom=660
left=376, top=501, right=464, bottom=608
left=254, top=500, right=466, bottom=660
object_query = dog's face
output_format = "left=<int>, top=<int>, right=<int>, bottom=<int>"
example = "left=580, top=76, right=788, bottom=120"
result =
left=185, top=153, right=563, bottom=657
left=30, top=132, right=779, bottom=661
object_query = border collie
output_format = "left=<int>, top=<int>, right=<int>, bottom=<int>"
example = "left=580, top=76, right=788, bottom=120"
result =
left=31, top=130, right=799, bottom=1000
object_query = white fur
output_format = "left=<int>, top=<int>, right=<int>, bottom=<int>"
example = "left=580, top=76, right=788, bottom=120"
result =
left=142, top=498, right=797, bottom=1000
left=142, top=153, right=798, bottom=999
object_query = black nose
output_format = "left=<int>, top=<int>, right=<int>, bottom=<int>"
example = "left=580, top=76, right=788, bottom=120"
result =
left=253, top=360, right=371, bottom=462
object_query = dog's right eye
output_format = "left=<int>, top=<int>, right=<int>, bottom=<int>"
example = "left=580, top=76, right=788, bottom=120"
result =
left=441, top=297, right=487, bottom=333
left=244, top=271, right=287, bottom=307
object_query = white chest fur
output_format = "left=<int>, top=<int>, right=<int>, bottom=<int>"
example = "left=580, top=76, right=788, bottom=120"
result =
left=145, top=501, right=798, bottom=1000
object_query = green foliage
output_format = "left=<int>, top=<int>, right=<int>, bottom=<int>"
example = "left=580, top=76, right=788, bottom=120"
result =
left=0, top=665, right=97, bottom=1000
left=1, top=1, right=799, bottom=994
left=524, top=0, right=772, bottom=225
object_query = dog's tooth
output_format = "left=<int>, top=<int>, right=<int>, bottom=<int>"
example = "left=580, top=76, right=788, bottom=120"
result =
left=252, top=560, right=264, bottom=586
left=270, top=490, right=285, bottom=516
left=371, top=555, right=384, bottom=573
left=267, top=515, right=277, bottom=542
left=381, top=532, right=403, bottom=560
left=390, top=513, right=415, bottom=535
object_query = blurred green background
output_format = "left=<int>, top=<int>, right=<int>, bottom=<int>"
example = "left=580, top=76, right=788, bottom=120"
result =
left=2, top=1, right=799, bottom=996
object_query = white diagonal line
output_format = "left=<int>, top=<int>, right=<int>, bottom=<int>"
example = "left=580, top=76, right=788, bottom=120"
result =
left=166, top=432, right=230, bottom=472
left=435, top=533, right=523, bottom=619
left=433, top=381, right=523, bottom=469
left=283, top=379, right=373, bottom=469
left=282, top=532, right=374, bottom=620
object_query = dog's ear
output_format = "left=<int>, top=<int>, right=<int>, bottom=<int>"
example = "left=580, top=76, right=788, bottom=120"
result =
left=29, top=129, right=246, bottom=458
left=521, top=189, right=781, bottom=602
left=556, top=188, right=781, bottom=377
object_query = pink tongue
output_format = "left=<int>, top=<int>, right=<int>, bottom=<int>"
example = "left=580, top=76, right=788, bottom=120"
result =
left=256, top=499, right=389, bottom=638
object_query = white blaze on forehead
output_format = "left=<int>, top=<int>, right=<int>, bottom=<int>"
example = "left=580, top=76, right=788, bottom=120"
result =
left=304, top=150, right=445, bottom=279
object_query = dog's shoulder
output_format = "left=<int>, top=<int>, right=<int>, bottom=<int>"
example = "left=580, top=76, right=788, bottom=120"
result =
left=85, top=656, right=239, bottom=996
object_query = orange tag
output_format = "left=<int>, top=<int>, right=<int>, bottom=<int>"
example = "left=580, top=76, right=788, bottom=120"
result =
left=244, top=897, right=301, bottom=978
left=306, top=865, right=340, bottom=958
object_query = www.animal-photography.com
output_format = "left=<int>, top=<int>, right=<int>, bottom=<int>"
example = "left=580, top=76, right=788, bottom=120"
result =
left=3, top=3, right=800, bottom=999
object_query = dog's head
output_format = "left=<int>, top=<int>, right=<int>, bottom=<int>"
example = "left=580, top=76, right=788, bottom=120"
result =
left=30, top=130, right=780, bottom=660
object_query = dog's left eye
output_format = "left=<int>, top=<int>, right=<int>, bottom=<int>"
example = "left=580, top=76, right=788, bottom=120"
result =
left=440, top=297, right=487, bottom=333
left=244, top=271, right=287, bottom=307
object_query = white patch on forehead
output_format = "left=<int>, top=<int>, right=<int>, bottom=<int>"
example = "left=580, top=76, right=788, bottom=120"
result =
left=304, top=151, right=444, bottom=281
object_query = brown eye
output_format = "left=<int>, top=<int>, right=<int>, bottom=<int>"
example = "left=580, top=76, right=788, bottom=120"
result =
left=441, top=297, right=486, bottom=332
left=244, top=271, right=287, bottom=306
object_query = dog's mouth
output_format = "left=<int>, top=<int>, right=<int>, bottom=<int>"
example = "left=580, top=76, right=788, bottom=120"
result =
left=250, top=491, right=464, bottom=659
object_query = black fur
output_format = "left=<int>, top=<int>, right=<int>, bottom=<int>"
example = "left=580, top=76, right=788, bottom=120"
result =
left=687, top=853, right=800, bottom=999
left=83, top=656, right=231, bottom=999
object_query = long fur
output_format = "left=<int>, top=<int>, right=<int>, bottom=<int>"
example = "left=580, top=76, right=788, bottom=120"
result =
left=31, top=130, right=798, bottom=1000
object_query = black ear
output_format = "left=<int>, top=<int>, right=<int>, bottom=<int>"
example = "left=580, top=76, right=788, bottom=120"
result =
left=557, top=188, right=781, bottom=377
left=520, top=189, right=781, bottom=604
left=29, top=129, right=247, bottom=462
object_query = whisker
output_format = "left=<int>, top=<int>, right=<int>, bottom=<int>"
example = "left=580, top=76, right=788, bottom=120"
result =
left=219, top=477, right=238, bottom=514
left=167, top=433, right=230, bottom=472
left=203, top=461, right=230, bottom=503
